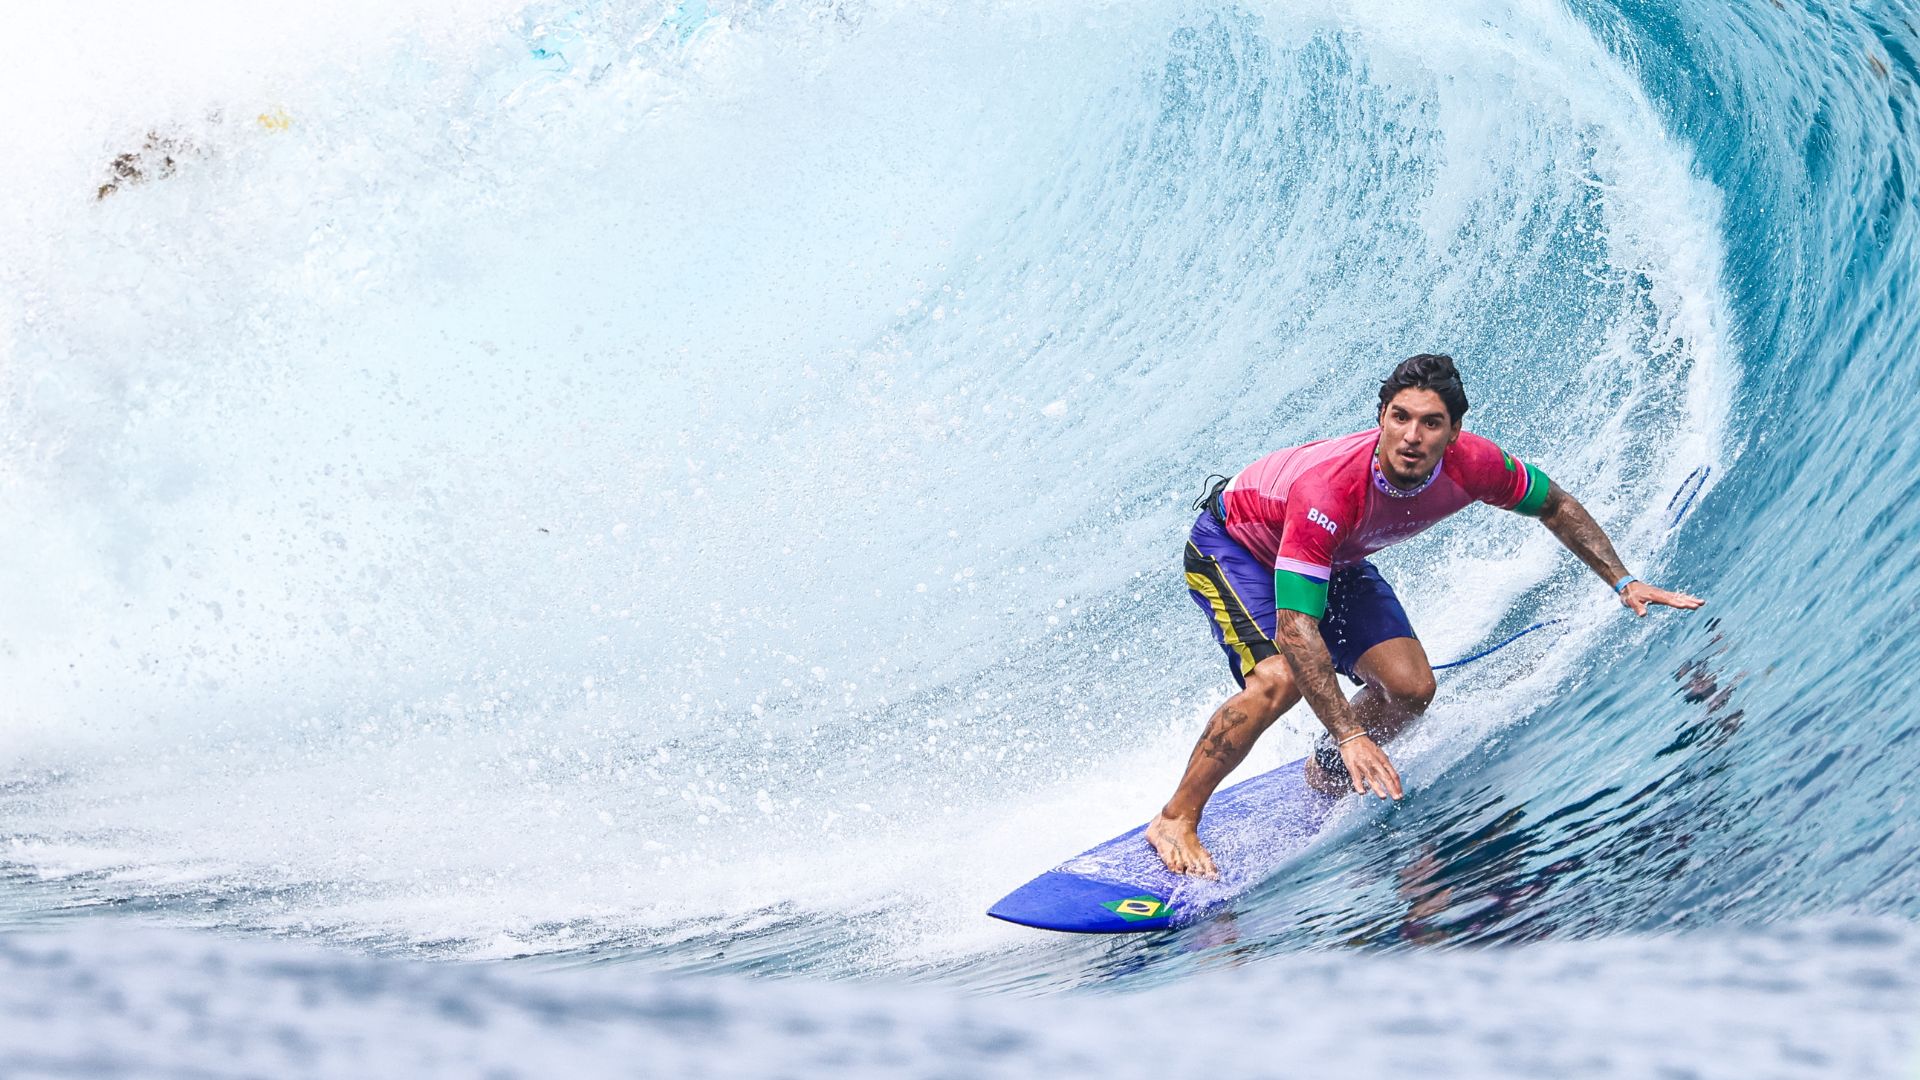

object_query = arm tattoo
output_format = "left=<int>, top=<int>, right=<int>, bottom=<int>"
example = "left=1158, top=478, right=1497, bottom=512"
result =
left=1539, top=484, right=1629, bottom=584
left=1273, top=610, right=1363, bottom=740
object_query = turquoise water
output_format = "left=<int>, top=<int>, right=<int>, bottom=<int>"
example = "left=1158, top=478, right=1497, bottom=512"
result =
left=1, top=0, right=1916, bottom=1071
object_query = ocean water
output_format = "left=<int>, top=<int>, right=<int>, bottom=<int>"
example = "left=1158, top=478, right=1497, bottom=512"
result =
left=1, top=0, right=1916, bottom=1074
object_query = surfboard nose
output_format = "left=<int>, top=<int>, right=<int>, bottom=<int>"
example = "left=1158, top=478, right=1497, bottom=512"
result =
left=987, top=871, right=1176, bottom=933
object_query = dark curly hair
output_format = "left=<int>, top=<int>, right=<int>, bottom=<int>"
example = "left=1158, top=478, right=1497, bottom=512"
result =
left=1379, top=353, right=1468, bottom=424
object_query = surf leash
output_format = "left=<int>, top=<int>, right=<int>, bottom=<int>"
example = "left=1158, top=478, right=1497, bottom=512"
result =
left=1433, top=467, right=1708, bottom=672
left=1665, top=465, right=1710, bottom=529
left=1432, top=618, right=1566, bottom=671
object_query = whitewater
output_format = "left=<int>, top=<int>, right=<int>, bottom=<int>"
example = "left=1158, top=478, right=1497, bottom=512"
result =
left=1, top=0, right=1915, bottom=1074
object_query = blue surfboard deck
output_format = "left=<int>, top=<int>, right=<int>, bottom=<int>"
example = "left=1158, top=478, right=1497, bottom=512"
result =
left=987, top=755, right=1338, bottom=933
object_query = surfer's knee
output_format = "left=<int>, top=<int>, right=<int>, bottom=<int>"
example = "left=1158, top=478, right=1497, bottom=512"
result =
left=1238, top=659, right=1297, bottom=718
left=1384, top=671, right=1436, bottom=712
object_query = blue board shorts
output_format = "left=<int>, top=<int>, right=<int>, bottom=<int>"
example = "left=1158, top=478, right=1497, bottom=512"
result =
left=1184, top=509, right=1415, bottom=688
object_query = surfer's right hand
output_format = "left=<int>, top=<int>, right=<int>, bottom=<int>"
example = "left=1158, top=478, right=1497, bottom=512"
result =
left=1338, top=735, right=1404, bottom=800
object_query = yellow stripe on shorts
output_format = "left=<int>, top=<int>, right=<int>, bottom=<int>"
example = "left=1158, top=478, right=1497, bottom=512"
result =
left=1186, top=567, right=1259, bottom=681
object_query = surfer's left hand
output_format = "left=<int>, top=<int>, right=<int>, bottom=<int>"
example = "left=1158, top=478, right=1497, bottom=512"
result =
left=1338, top=735, right=1403, bottom=800
left=1621, top=581, right=1705, bottom=617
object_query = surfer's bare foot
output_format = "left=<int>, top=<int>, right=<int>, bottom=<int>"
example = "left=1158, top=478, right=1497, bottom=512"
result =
left=1147, top=813, right=1218, bottom=878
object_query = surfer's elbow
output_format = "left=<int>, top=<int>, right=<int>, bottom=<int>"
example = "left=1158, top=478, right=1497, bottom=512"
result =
left=1535, top=483, right=1570, bottom=524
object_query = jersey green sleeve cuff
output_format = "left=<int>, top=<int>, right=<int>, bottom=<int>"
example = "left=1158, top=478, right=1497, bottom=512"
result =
left=1273, top=569, right=1328, bottom=620
left=1514, top=463, right=1552, bottom=517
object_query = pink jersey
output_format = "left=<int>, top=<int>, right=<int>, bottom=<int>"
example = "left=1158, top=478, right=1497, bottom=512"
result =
left=1219, top=428, right=1550, bottom=616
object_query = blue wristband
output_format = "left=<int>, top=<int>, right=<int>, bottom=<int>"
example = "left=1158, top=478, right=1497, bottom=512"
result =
left=1612, top=574, right=1638, bottom=594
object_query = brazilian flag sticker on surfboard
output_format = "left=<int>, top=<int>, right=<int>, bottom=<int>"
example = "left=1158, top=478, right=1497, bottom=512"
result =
left=1102, top=895, right=1170, bottom=922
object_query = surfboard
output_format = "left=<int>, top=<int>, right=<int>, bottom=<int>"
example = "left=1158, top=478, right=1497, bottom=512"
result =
left=987, top=754, right=1339, bottom=933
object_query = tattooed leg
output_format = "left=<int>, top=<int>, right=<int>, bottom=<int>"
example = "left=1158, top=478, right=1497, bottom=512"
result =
left=1147, top=656, right=1301, bottom=876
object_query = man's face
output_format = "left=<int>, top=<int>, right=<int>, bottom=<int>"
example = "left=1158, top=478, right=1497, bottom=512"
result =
left=1376, top=388, right=1461, bottom=487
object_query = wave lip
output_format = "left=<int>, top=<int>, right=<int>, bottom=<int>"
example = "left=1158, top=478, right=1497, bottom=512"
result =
left=3, top=0, right=1731, bottom=969
left=25, top=0, right=1920, bottom=985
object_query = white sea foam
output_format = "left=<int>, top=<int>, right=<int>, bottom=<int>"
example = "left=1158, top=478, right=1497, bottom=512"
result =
left=1, top=0, right=1730, bottom=969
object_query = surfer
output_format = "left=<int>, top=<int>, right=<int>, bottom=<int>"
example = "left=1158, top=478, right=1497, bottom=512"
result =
left=1146, top=354, right=1703, bottom=877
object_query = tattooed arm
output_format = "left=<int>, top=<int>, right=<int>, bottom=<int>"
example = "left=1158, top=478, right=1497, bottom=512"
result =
left=1537, top=483, right=1705, bottom=616
left=1272, top=610, right=1362, bottom=740
left=1274, top=610, right=1403, bottom=799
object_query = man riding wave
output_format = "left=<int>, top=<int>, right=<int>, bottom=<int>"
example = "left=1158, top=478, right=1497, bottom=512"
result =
left=1146, top=354, right=1703, bottom=878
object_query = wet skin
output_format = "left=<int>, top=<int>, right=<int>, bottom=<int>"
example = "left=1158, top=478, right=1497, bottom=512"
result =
left=1145, top=637, right=1434, bottom=878
left=1148, top=388, right=1706, bottom=877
